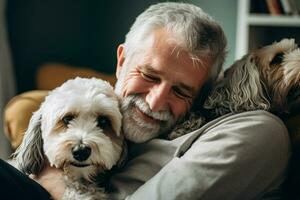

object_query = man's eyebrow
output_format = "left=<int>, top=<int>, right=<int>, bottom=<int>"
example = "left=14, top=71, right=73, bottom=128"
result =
left=139, top=65, right=161, bottom=74
left=139, top=65, right=197, bottom=96
left=177, top=83, right=197, bottom=96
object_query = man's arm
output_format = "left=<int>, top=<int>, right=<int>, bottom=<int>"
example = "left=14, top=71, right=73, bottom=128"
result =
left=126, top=111, right=291, bottom=200
left=30, top=165, right=65, bottom=200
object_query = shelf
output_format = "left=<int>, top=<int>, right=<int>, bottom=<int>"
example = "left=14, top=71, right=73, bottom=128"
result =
left=236, top=0, right=300, bottom=60
left=247, top=14, right=300, bottom=26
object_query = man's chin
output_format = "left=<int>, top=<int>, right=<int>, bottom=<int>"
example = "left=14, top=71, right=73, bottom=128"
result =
left=120, top=94, right=177, bottom=142
left=123, top=125, right=160, bottom=143
left=122, top=113, right=177, bottom=143
left=125, top=134, right=153, bottom=143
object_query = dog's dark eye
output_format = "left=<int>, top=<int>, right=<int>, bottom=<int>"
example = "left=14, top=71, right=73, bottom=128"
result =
left=97, top=116, right=111, bottom=129
left=62, top=115, right=74, bottom=125
left=270, top=53, right=284, bottom=65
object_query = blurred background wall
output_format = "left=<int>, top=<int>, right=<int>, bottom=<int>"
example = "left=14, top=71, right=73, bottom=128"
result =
left=6, top=0, right=237, bottom=93
left=0, top=0, right=16, bottom=159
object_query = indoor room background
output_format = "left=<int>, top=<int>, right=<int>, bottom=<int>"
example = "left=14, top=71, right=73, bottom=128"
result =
left=0, top=0, right=299, bottom=158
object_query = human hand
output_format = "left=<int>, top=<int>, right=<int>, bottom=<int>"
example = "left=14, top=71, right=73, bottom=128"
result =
left=29, top=164, right=65, bottom=200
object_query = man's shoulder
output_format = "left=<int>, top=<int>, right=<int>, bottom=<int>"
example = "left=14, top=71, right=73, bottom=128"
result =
left=205, top=110, right=287, bottom=134
left=178, top=110, right=290, bottom=171
left=193, top=110, right=290, bottom=155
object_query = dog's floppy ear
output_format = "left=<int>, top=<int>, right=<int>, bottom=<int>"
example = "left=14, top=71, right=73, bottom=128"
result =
left=204, top=55, right=270, bottom=115
left=13, top=108, right=45, bottom=175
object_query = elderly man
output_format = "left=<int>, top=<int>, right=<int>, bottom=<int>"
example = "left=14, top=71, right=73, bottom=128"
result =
left=1, top=2, right=290, bottom=200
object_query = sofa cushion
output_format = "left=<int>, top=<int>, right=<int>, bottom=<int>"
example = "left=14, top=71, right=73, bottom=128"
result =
left=4, top=90, right=48, bottom=149
left=36, top=63, right=117, bottom=90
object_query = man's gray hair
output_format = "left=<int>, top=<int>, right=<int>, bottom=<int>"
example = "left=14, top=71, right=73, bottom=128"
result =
left=123, top=2, right=227, bottom=83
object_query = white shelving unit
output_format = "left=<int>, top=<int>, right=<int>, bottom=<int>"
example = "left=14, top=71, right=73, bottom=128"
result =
left=235, top=0, right=300, bottom=59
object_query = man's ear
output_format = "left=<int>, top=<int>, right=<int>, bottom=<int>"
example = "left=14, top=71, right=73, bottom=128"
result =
left=116, top=44, right=125, bottom=79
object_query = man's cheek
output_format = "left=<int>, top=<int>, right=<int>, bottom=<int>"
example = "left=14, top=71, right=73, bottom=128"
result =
left=174, top=101, right=191, bottom=120
left=123, top=79, right=152, bottom=97
left=172, top=107, right=183, bottom=121
left=120, top=79, right=139, bottom=97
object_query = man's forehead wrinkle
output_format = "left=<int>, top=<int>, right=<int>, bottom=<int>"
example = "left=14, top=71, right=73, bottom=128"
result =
left=168, top=42, right=206, bottom=70
left=170, top=45, right=182, bottom=59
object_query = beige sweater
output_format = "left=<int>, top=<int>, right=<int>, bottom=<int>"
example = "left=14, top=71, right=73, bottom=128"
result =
left=109, top=110, right=290, bottom=200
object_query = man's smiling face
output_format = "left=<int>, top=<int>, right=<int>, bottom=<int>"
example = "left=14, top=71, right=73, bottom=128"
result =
left=115, top=28, right=212, bottom=143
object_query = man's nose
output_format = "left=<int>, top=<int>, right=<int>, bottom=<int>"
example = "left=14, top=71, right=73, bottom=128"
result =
left=145, top=83, right=170, bottom=112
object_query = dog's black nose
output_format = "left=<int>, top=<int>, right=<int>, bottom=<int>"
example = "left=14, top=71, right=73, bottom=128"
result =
left=72, top=144, right=91, bottom=161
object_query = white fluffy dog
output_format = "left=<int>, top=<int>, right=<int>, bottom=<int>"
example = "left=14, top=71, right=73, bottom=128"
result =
left=169, top=38, right=300, bottom=139
left=14, top=77, right=126, bottom=200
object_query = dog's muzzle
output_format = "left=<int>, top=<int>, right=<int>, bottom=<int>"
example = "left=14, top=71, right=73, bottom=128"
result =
left=72, top=144, right=91, bottom=162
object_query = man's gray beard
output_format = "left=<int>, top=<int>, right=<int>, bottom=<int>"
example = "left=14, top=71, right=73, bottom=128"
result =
left=121, top=94, right=176, bottom=143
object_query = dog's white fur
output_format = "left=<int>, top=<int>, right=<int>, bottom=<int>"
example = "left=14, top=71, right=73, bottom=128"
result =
left=169, top=38, right=300, bottom=139
left=14, top=77, right=125, bottom=199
